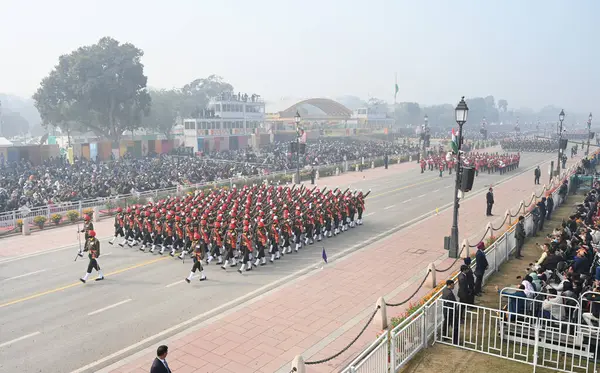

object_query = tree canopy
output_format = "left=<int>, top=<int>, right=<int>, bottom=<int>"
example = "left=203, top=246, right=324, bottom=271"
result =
left=1, top=110, right=30, bottom=138
left=33, top=37, right=151, bottom=143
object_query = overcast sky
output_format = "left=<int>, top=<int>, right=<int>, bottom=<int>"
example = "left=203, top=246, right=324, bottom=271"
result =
left=1, top=0, right=598, bottom=112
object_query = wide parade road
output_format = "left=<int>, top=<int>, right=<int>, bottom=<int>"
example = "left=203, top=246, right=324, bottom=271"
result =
left=0, top=151, right=561, bottom=373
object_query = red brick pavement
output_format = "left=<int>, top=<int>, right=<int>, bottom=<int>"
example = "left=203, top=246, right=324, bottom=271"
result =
left=101, top=156, right=576, bottom=373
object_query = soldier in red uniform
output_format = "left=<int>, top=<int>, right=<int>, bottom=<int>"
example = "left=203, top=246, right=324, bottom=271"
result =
left=109, top=207, right=125, bottom=246
left=185, top=233, right=207, bottom=283
left=79, top=230, right=104, bottom=283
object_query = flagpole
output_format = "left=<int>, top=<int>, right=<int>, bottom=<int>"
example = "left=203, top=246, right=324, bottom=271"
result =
left=394, top=73, right=397, bottom=105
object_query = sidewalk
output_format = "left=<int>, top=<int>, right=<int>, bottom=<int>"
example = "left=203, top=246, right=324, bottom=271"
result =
left=98, top=154, right=567, bottom=373
left=0, top=160, right=417, bottom=259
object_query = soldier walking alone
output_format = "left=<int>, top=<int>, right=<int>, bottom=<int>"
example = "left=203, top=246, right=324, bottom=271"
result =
left=534, top=166, right=541, bottom=185
left=79, top=230, right=104, bottom=283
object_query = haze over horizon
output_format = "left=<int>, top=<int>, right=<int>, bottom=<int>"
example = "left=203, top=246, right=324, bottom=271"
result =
left=1, top=0, right=598, bottom=112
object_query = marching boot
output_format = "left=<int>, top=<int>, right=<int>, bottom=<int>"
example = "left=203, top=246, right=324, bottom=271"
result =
left=95, top=270, right=104, bottom=281
left=286, top=246, right=291, bottom=254
left=216, top=255, right=223, bottom=265
left=261, top=257, right=267, bottom=266
left=109, top=237, right=115, bottom=245
left=178, top=250, right=188, bottom=260
left=185, top=271, right=194, bottom=283
left=238, top=263, right=245, bottom=274
left=159, top=245, right=165, bottom=255
left=207, top=255, right=214, bottom=264
left=221, top=260, right=229, bottom=270
left=318, top=233, right=322, bottom=242
left=294, top=243, right=299, bottom=253
left=80, top=272, right=90, bottom=283
left=275, top=251, right=281, bottom=260
left=139, top=244, right=146, bottom=252
left=170, top=248, right=176, bottom=257
left=246, top=263, right=252, bottom=271
left=118, top=239, right=126, bottom=247
left=230, top=258, right=237, bottom=267
left=78, top=250, right=84, bottom=258
left=270, top=254, right=275, bottom=263
left=150, top=244, right=156, bottom=253
left=199, top=271, right=207, bottom=281
left=253, top=258, right=259, bottom=267
left=128, top=240, right=136, bottom=247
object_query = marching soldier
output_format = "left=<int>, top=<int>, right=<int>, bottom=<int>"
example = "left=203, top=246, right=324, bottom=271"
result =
left=208, top=220, right=224, bottom=264
left=238, top=225, right=254, bottom=273
left=151, top=213, right=164, bottom=254
left=254, top=220, right=268, bottom=266
left=221, top=223, right=238, bottom=270
left=80, top=214, right=94, bottom=241
left=109, top=207, right=125, bottom=245
left=79, top=230, right=104, bottom=283
left=184, top=233, right=207, bottom=283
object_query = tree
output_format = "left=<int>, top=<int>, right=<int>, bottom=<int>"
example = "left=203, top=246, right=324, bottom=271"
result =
left=143, top=89, right=180, bottom=138
left=33, top=37, right=151, bottom=143
left=1, top=110, right=30, bottom=137
left=179, top=75, right=233, bottom=118
left=498, top=99, right=508, bottom=112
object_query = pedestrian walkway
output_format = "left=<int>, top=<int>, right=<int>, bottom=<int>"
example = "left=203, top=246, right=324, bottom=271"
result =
left=0, top=159, right=418, bottom=259
left=97, top=154, right=568, bottom=373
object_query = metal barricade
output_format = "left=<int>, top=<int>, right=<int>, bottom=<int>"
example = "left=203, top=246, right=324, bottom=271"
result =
left=339, top=333, right=389, bottom=373
left=499, top=287, right=581, bottom=324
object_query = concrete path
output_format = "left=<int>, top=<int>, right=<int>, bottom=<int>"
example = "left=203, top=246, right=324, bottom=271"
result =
left=0, top=152, right=575, bottom=373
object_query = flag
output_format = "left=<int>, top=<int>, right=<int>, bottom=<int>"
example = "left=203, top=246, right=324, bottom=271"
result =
left=322, top=247, right=328, bottom=263
left=451, top=128, right=459, bottom=154
left=394, top=78, right=399, bottom=101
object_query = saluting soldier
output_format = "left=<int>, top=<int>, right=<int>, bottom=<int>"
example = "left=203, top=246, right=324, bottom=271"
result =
left=184, top=233, right=207, bottom=283
left=79, top=230, right=104, bottom=283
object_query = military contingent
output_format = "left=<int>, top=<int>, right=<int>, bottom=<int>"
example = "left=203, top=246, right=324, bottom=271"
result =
left=420, top=152, right=521, bottom=176
left=77, top=183, right=369, bottom=283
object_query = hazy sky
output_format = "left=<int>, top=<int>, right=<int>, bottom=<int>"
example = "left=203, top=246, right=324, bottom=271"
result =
left=1, top=0, right=598, bottom=112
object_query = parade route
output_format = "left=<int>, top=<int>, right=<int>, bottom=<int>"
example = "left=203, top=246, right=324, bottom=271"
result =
left=0, top=151, right=573, bottom=373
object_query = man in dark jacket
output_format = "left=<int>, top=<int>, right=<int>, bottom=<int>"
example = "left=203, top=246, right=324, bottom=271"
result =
left=534, top=166, right=541, bottom=184
left=474, top=242, right=488, bottom=296
left=546, top=195, right=554, bottom=220
left=442, top=280, right=459, bottom=344
left=514, top=215, right=526, bottom=259
left=150, top=345, right=172, bottom=373
left=486, top=187, right=494, bottom=216
left=537, top=198, right=547, bottom=231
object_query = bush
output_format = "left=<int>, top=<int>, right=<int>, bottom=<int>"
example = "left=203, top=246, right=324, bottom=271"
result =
left=82, top=208, right=94, bottom=218
left=51, top=213, right=62, bottom=225
left=16, top=219, right=23, bottom=232
left=33, top=215, right=47, bottom=229
left=66, top=210, right=80, bottom=223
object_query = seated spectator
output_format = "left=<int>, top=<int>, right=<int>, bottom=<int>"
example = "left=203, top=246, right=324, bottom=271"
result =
left=497, top=284, right=527, bottom=315
left=542, top=288, right=565, bottom=321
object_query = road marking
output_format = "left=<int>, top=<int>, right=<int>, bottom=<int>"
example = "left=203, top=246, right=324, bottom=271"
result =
left=88, top=299, right=132, bottom=316
left=402, top=199, right=412, bottom=203
left=445, top=185, right=452, bottom=188
left=102, top=252, right=112, bottom=257
left=0, top=257, right=168, bottom=309
left=0, top=331, right=41, bottom=348
left=383, top=205, right=396, bottom=210
left=433, top=189, right=440, bottom=193
left=418, top=194, right=426, bottom=198
left=166, top=279, right=186, bottom=288
left=0, top=235, right=114, bottom=264
left=2, top=269, right=47, bottom=282
left=364, top=212, right=375, bottom=217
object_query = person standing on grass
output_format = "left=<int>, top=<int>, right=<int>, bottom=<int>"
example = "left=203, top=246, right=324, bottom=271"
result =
left=514, top=215, right=526, bottom=259
left=474, top=242, right=488, bottom=296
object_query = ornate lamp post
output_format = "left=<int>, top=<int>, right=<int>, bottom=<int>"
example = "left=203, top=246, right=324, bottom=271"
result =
left=449, top=97, right=469, bottom=259
left=294, top=111, right=302, bottom=184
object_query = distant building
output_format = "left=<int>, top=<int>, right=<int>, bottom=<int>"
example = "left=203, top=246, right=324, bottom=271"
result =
left=352, top=107, right=395, bottom=129
left=182, top=93, right=267, bottom=153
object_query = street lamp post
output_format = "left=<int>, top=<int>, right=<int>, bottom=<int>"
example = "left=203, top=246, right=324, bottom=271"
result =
left=294, top=111, right=301, bottom=184
left=586, top=112, right=592, bottom=156
left=557, top=109, right=565, bottom=176
left=449, top=97, right=469, bottom=259
left=423, top=115, right=429, bottom=158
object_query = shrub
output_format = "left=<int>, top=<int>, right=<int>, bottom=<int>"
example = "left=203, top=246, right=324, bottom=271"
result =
left=82, top=208, right=94, bottom=218
left=16, top=219, right=23, bottom=232
left=66, top=210, right=80, bottom=223
left=51, top=213, right=62, bottom=225
left=33, top=215, right=47, bottom=229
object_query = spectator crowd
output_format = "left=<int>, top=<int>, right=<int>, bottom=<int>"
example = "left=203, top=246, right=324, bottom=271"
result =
left=0, top=138, right=418, bottom=213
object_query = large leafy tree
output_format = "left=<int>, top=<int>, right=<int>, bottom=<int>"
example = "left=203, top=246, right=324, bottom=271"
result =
left=33, top=37, right=151, bottom=143
left=179, top=75, right=234, bottom=118
left=143, top=89, right=181, bottom=138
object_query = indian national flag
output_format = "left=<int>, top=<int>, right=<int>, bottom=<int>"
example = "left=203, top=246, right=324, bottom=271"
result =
left=451, top=128, right=459, bottom=154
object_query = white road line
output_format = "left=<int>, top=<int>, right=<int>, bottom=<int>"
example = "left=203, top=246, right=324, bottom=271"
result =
left=364, top=212, right=375, bottom=217
left=0, top=331, right=41, bottom=348
left=2, top=269, right=47, bottom=282
left=402, top=199, right=412, bottom=203
left=165, top=279, right=186, bottom=288
left=87, top=299, right=132, bottom=316
left=445, top=185, right=452, bottom=188
left=418, top=194, right=426, bottom=198
left=102, top=252, right=112, bottom=257
left=433, top=189, right=440, bottom=193
left=383, top=205, right=396, bottom=210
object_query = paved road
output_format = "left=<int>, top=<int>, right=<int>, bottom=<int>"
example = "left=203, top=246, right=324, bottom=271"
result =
left=0, top=152, right=559, bottom=373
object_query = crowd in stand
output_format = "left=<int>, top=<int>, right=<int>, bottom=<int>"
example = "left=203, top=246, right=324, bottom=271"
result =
left=501, top=138, right=559, bottom=152
left=452, top=175, right=600, bottom=328
left=0, top=138, right=418, bottom=213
